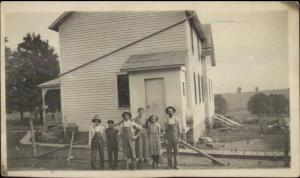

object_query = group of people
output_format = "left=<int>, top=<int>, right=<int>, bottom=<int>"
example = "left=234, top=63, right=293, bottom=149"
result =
left=89, top=106, right=182, bottom=170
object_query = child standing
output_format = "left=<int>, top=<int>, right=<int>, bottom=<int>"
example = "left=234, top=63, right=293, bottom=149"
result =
left=119, top=111, right=143, bottom=170
left=89, top=115, right=105, bottom=170
left=147, top=115, right=161, bottom=169
left=105, top=120, right=119, bottom=169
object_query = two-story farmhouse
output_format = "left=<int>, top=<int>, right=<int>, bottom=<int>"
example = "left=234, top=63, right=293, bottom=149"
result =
left=39, top=10, right=216, bottom=143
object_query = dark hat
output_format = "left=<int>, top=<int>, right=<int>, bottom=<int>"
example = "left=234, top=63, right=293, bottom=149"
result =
left=92, top=115, right=101, bottom=123
left=148, top=115, right=159, bottom=122
left=107, top=120, right=114, bottom=124
left=122, top=111, right=132, bottom=118
left=165, top=106, right=176, bottom=113
left=137, top=107, right=145, bottom=112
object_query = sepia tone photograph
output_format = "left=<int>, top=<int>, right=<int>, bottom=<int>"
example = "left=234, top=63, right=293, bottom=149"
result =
left=1, top=1, right=299, bottom=177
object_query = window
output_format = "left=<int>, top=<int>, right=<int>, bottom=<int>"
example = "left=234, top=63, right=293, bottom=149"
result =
left=190, top=23, right=194, bottom=55
left=210, top=80, right=213, bottom=101
left=193, top=72, right=197, bottom=104
left=117, top=74, right=130, bottom=107
left=208, top=79, right=211, bottom=101
left=197, top=39, right=201, bottom=61
left=182, top=82, right=185, bottom=96
left=197, top=74, right=201, bottom=103
left=201, top=75, right=204, bottom=101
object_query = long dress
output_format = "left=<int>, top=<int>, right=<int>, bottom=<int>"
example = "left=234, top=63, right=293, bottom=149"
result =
left=134, top=116, right=149, bottom=159
left=147, top=122, right=161, bottom=156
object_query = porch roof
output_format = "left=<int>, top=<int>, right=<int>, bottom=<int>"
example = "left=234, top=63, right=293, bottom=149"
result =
left=120, top=50, right=187, bottom=72
left=38, top=78, right=60, bottom=89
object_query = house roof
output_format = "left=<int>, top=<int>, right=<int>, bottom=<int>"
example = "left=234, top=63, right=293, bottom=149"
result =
left=201, top=24, right=216, bottom=66
left=185, top=10, right=207, bottom=42
left=49, top=11, right=74, bottom=31
left=120, top=50, right=187, bottom=72
left=38, top=78, right=60, bottom=88
left=49, top=11, right=207, bottom=40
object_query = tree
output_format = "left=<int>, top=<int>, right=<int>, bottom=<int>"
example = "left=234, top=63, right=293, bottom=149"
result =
left=247, top=93, right=272, bottom=116
left=255, top=86, right=259, bottom=92
left=214, top=94, right=228, bottom=115
left=5, top=33, right=60, bottom=123
left=269, top=94, right=289, bottom=115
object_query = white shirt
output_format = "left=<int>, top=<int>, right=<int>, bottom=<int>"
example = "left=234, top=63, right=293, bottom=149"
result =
left=89, top=124, right=105, bottom=145
left=118, top=119, right=142, bottom=136
left=165, top=116, right=182, bottom=133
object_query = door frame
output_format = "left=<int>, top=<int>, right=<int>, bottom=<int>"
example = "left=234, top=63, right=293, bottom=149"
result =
left=144, top=77, right=166, bottom=125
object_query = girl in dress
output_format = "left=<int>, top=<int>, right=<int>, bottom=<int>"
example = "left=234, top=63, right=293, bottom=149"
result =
left=147, top=115, right=161, bottom=168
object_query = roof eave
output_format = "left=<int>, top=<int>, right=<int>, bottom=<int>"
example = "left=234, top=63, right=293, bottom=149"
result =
left=121, top=64, right=184, bottom=72
left=185, top=10, right=207, bottom=42
left=49, top=11, right=74, bottom=32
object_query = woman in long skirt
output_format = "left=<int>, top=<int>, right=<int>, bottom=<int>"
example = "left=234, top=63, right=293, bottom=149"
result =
left=147, top=115, right=161, bottom=169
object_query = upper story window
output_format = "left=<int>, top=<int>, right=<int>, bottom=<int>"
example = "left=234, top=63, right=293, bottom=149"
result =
left=200, top=75, right=205, bottom=101
left=182, top=82, right=186, bottom=97
left=197, top=39, right=201, bottom=61
left=117, top=74, right=130, bottom=107
left=190, top=23, right=194, bottom=55
left=193, top=72, right=197, bottom=104
left=197, top=74, right=202, bottom=103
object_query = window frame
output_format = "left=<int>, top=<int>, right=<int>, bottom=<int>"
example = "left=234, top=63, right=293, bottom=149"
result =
left=193, top=72, right=197, bottom=104
left=116, top=74, right=130, bottom=108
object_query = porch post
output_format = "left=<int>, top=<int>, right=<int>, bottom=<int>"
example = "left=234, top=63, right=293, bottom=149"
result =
left=42, top=88, right=48, bottom=124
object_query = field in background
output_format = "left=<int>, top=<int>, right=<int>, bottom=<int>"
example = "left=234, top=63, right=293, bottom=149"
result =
left=220, top=88, right=289, bottom=122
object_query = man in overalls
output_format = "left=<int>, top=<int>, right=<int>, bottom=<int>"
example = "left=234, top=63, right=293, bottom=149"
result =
left=164, top=106, right=181, bottom=169
left=119, top=111, right=142, bottom=170
left=89, top=115, right=105, bottom=170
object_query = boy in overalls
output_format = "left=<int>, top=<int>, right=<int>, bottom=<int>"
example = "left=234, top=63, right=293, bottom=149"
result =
left=164, top=106, right=181, bottom=169
left=89, top=115, right=105, bottom=170
left=105, top=120, right=119, bottom=169
left=119, top=111, right=142, bottom=170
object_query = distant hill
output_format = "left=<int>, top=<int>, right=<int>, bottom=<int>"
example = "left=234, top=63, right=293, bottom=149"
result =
left=218, top=89, right=289, bottom=120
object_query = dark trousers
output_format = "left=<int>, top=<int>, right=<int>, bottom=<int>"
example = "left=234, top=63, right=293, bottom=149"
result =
left=108, top=150, right=118, bottom=168
left=91, top=139, right=104, bottom=169
left=166, top=141, right=178, bottom=168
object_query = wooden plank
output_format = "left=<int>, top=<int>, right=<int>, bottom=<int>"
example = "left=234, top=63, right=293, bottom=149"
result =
left=67, top=131, right=75, bottom=164
left=30, top=118, right=37, bottom=157
left=36, top=138, right=88, bottom=158
left=179, top=139, right=228, bottom=166
left=215, top=114, right=242, bottom=127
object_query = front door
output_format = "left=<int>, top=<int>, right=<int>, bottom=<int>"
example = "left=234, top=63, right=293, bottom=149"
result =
left=145, top=78, right=165, bottom=127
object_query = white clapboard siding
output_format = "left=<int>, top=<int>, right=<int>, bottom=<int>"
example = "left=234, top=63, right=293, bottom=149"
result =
left=59, top=11, right=188, bottom=130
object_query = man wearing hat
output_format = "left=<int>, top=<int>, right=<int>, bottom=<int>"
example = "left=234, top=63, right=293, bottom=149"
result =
left=89, top=114, right=105, bottom=170
left=164, top=106, right=181, bottom=169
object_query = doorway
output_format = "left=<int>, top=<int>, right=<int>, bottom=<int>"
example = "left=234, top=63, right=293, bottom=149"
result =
left=145, top=78, right=166, bottom=127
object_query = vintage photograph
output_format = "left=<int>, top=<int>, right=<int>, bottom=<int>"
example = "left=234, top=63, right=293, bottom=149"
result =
left=1, top=1, right=299, bottom=177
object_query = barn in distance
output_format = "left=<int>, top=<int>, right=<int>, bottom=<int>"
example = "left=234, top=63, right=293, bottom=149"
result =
left=39, top=10, right=216, bottom=143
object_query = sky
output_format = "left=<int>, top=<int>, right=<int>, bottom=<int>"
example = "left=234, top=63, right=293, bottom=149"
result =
left=4, top=9, right=289, bottom=94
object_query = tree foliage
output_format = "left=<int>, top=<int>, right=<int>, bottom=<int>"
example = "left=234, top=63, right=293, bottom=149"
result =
left=214, top=94, right=228, bottom=115
left=5, top=33, right=60, bottom=122
left=269, top=94, right=289, bottom=114
left=247, top=93, right=289, bottom=116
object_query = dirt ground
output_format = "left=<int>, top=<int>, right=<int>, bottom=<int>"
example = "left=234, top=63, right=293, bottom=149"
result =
left=5, top=131, right=287, bottom=171
left=5, top=116, right=289, bottom=171
left=208, top=124, right=286, bottom=151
